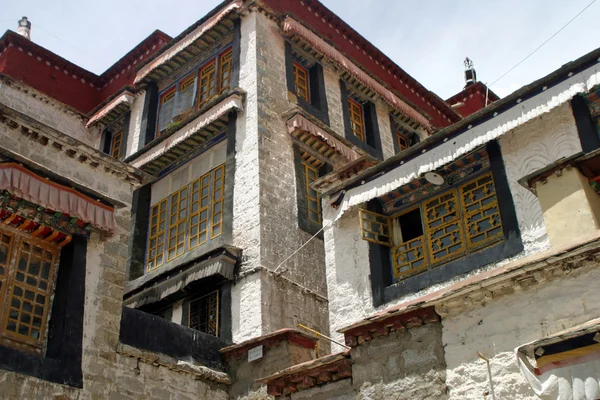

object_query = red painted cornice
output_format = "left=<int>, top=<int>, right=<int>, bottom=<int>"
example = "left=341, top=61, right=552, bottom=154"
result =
left=259, top=0, right=461, bottom=128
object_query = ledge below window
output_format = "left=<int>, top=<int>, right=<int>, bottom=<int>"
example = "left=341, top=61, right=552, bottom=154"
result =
left=124, top=246, right=241, bottom=308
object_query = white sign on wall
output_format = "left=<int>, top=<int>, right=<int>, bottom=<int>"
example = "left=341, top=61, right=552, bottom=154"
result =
left=248, top=345, right=263, bottom=362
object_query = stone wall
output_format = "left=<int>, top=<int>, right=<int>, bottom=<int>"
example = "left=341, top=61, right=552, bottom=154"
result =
left=285, top=323, right=447, bottom=400
left=228, top=10, right=329, bottom=343
left=351, top=323, right=447, bottom=400
left=0, top=101, right=229, bottom=399
left=322, top=102, right=584, bottom=351
left=441, top=256, right=600, bottom=399
left=0, top=79, right=100, bottom=148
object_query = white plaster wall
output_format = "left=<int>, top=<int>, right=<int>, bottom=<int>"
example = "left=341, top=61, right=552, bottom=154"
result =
left=323, top=102, right=584, bottom=351
left=323, top=205, right=373, bottom=350
left=229, top=12, right=264, bottom=344
left=499, top=102, right=582, bottom=254
left=442, top=260, right=600, bottom=399
left=231, top=272, right=263, bottom=342
left=126, top=89, right=146, bottom=157
left=375, top=99, right=395, bottom=160
left=171, top=300, right=183, bottom=324
left=232, top=12, right=261, bottom=273
left=0, top=82, right=100, bottom=148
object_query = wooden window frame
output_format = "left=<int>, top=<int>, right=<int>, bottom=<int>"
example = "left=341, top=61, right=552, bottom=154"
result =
left=0, top=226, right=60, bottom=355
left=146, top=164, right=226, bottom=273
left=188, top=290, right=219, bottom=337
left=188, top=172, right=211, bottom=250
left=210, top=164, right=225, bottom=239
left=348, top=98, right=365, bottom=142
left=219, top=48, right=233, bottom=95
left=179, top=74, right=196, bottom=92
left=302, top=162, right=321, bottom=224
left=110, top=130, right=123, bottom=159
left=157, top=86, right=177, bottom=137
left=197, top=59, right=217, bottom=109
left=293, top=62, right=310, bottom=103
left=396, top=131, right=409, bottom=152
left=360, top=171, right=504, bottom=282
left=147, top=199, right=167, bottom=272
left=166, top=186, right=189, bottom=262
left=155, top=44, right=233, bottom=137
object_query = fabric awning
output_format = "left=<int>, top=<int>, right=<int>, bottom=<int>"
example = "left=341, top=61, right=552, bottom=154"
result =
left=332, top=63, right=600, bottom=222
left=282, top=17, right=431, bottom=131
left=130, top=94, right=243, bottom=171
left=0, top=162, right=115, bottom=232
left=134, top=0, right=243, bottom=84
left=516, top=318, right=600, bottom=400
left=86, top=91, right=135, bottom=128
left=286, top=114, right=360, bottom=164
left=124, top=251, right=238, bottom=308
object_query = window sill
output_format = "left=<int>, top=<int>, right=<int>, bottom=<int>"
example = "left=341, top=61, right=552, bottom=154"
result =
left=344, top=132, right=383, bottom=161
left=293, top=96, right=329, bottom=127
left=124, top=240, right=241, bottom=299
left=374, top=235, right=524, bottom=307
left=124, top=88, right=245, bottom=165
left=0, top=344, right=81, bottom=388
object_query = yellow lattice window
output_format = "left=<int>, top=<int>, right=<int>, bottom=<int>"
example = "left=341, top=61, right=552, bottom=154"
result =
left=211, top=164, right=225, bottom=239
left=460, top=172, right=503, bottom=249
left=396, top=131, right=409, bottom=151
left=167, top=187, right=189, bottom=262
left=0, top=228, right=59, bottom=354
left=198, top=60, right=217, bottom=108
left=189, top=172, right=211, bottom=249
left=147, top=164, right=227, bottom=272
left=110, top=130, right=123, bottom=159
left=359, top=209, right=392, bottom=246
left=359, top=169, right=504, bottom=282
left=303, top=162, right=321, bottom=224
left=424, top=190, right=465, bottom=264
left=390, top=207, right=428, bottom=280
left=189, top=290, right=219, bottom=336
left=0, top=232, right=12, bottom=308
left=293, top=62, right=310, bottom=103
left=147, top=199, right=167, bottom=272
left=219, top=48, right=233, bottom=95
left=392, top=236, right=428, bottom=279
left=348, top=99, right=365, bottom=141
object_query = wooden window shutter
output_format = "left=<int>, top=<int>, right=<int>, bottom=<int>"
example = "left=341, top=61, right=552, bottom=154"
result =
left=359, top=209, right=392, bottom=246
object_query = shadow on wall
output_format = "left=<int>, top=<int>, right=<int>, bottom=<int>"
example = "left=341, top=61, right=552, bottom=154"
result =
left=119, top=306, right=232, bottom=371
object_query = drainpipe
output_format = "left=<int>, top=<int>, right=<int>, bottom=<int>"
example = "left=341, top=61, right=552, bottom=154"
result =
left=478, top=352, right=497, bottom=400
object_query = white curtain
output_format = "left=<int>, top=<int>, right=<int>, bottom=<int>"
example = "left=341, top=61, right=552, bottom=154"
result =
left=516, top=346, right=600, bottom=399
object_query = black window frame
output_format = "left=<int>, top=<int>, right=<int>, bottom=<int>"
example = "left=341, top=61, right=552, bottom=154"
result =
left=340, top=80, right=383, bottom=160
left=389, top=115, right=420, bottom=154
left=366, top=140, right=523, bottom=307
left=293, top=146, right=331, bottom=237
left=285, top=42, right=329, bottom=125
left=0, top=236, right=87, bottom=388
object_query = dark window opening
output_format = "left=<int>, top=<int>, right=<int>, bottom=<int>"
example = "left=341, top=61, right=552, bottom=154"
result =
left=189, top=290, right=219, bottom=337
left=397, top=208, right=423, bottom=243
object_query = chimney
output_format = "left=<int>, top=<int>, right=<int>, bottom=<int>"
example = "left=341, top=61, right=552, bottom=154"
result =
left=464, top=57, right=477, bottom=88
left=17, top=17, right=31, bottom=40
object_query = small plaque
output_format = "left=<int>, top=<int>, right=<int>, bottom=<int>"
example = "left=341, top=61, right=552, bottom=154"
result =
left=248, top=345, right=263, bottom=362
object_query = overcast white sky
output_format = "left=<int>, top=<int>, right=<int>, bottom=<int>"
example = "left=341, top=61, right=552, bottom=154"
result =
left=1, top=0, right=598, bottom=99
